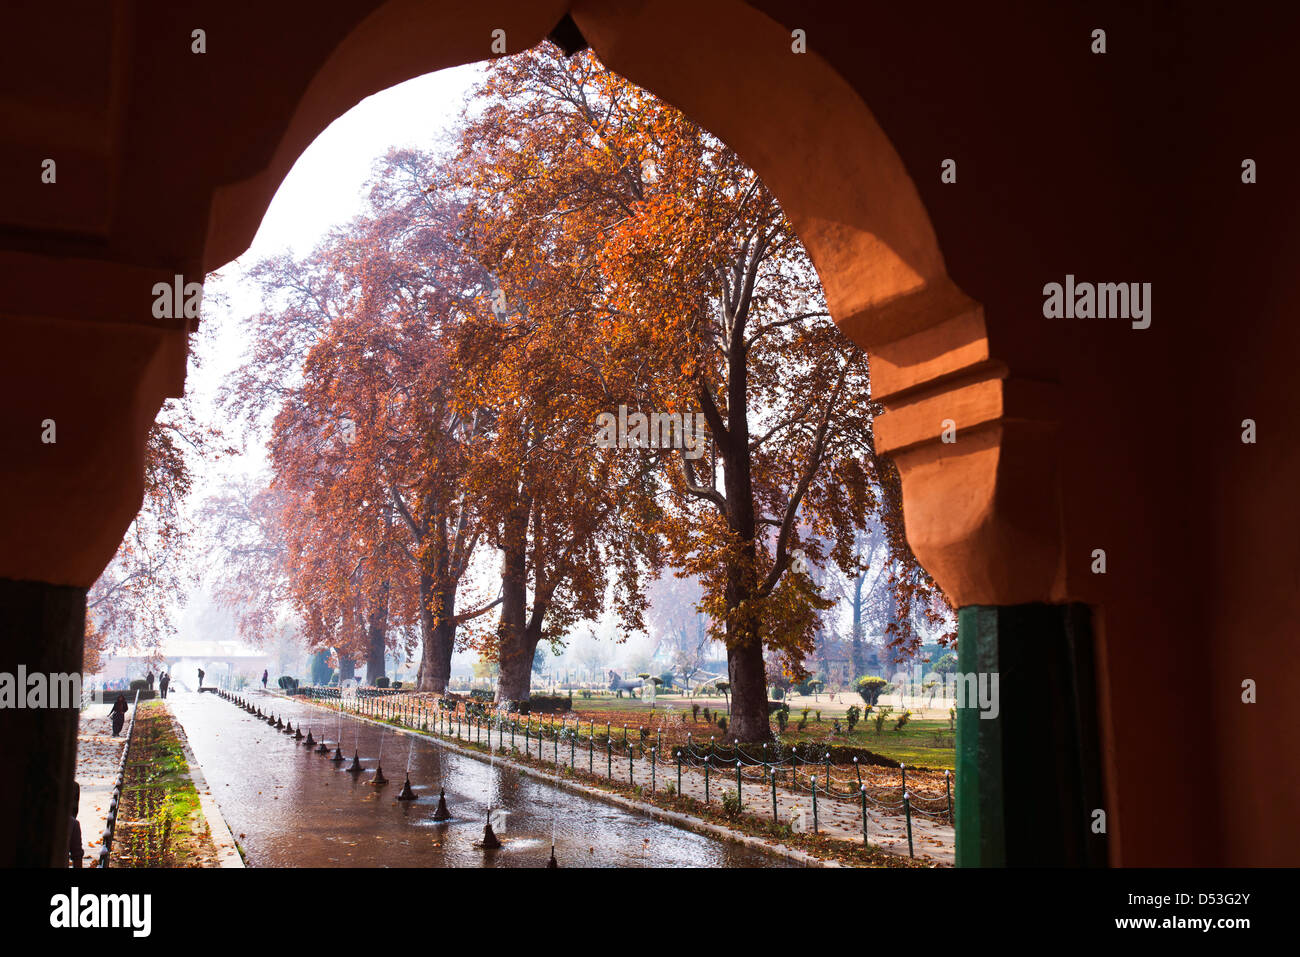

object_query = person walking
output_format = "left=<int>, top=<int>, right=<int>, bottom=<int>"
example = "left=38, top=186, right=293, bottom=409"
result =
left=197, top=667, right=205, bottom=690
left=159, top=672, right=169, bottom=699
left=262, top=669, right=269, bottom=690
left=110, top=693, right=128, bottom=736
left=145, top=670, right=155, bottom=692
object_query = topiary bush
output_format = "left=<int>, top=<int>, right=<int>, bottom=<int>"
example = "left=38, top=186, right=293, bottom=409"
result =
left=855, top=675, right=890, bottom=706
left=374, top=676, right=390, bottom=688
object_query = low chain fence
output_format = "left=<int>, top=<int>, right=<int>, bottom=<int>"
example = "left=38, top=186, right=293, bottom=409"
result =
left=281, top=686, right=953, bottom=855
left=97, top=689, right=141, bottom=868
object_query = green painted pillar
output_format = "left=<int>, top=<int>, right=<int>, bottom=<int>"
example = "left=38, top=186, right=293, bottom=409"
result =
left=954, top=603, right=1108, bottom=867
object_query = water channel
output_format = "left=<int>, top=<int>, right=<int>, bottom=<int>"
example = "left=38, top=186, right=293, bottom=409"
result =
left=168, top=690, right=794, bottom=867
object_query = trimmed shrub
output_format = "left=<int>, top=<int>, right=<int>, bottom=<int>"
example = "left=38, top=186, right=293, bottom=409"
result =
left=855, top=675, right=890, bottom=706
left=374, top=676, right=390, bottom=688
left=517, top=693, right=570, bottom=715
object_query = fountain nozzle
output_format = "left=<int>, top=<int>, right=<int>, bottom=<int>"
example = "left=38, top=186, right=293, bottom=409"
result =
left=396, top=774, right=417, bottom=801
left=480, top=812, right=502, bottom=849
left=432, top=788, right=451, bottom=821
left=371, top=763, right=388, bottom=786
left=546, top=846, right=558, bottom=868
left=332, top=745, right=344, bottom=763
left=346, top=751, right=362, bottom=774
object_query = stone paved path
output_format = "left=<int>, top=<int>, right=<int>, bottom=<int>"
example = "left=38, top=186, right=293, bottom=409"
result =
left=73, top=703, right=129, bottom=866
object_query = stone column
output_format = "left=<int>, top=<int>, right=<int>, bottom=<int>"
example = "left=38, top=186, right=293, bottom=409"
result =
left=0, top=578, right=87, bottom=867
left=954, top=603, right=1108, bottom=866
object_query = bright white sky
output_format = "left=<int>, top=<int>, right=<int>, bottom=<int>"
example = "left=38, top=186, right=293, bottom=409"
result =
left=192, top=64, right=484, bottom=453
left=179, top=64, right=655, bottom=673
left=178, top=66, right=485, bottom=659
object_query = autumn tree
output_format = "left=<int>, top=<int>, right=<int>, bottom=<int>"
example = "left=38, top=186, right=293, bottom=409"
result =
left=86, top=398, right=224, bottom=661
left=454, top=44, right=899, bottom=740
left=200, top=475, right=292, bottom=643
left=229, top=149, right=504, bottom=689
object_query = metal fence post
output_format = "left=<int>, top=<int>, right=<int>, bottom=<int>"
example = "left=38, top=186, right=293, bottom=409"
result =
left=903, top=791, right=915, bottom=858
left=811, top=775, right=819, bottom=834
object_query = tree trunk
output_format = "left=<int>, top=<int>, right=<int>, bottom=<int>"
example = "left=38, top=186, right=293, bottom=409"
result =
left=364, top=580, right=389, bottom=685
left=494, top=499, right=532, bottom=708
left=424, top=619, right=455, bottom=692
left=338, top=654, right=356, bottom=682
left=415, top=573, right=457, bottom=693
left=850, top=571, right=866, bottom=678
left=497, top=624, right=540, bottom=705
left=727, top=639, right=771, bottom=741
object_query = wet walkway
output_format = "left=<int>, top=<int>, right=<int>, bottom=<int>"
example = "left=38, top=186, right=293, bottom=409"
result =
left=167, top=690, right=793, bottom=868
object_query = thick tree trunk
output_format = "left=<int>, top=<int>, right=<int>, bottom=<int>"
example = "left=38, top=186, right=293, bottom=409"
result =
left=497, top=624, right=540, bottom=705
left=494, top=500, right=532, bottom=708
left=727, top=640, right=772, bottom=741
left=415, top=573, right=457, bottom=693
left=364, top=581, right=389, bottom=685
left=338, top=654, right=356, bottom=683
left=424, top=619, right=455, bottom=692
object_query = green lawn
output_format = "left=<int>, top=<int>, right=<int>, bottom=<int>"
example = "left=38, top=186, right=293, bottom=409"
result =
left=565, top=694, right=957, bottom=770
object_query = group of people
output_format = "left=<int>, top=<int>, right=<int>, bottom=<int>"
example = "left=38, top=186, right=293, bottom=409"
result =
left=141, top=669, right=171, bottom=698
